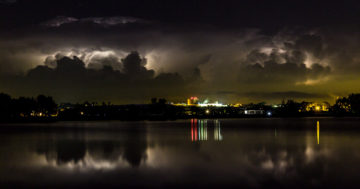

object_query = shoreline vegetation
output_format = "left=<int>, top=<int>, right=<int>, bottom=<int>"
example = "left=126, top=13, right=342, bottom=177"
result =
left=0, top=92, right=360, bottom=123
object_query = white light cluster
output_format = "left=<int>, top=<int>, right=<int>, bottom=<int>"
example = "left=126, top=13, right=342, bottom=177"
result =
left=198, top=103, right=227, bottom=107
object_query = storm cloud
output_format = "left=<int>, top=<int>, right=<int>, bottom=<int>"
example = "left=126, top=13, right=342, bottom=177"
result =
left=0, top=52, right=198, bottom=104
left=42, top=16, right=142, bottom=27
left=1, top=0, right=360, bottom=104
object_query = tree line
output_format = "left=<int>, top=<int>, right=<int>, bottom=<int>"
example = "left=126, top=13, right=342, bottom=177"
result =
left=1, top=92, right=360, bottom=122
left=0, top=93, right=57, bottom=121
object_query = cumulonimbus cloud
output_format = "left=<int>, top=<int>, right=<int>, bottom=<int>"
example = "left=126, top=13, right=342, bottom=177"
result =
left=1, top=19, right=359, bottom=103
left=0, top=52, right=201, bottom=104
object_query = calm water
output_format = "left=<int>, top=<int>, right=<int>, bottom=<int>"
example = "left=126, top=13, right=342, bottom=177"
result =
left=1, top=118, right=360, bottom=188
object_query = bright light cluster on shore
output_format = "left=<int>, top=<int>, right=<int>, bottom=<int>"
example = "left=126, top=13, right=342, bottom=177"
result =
left=173, top=96, right=227, bottom=107
left=198, top=102, right=227, bottom=107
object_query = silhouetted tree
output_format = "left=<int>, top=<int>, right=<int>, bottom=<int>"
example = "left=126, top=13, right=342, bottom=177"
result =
left=15, top=97, right=37, bottom=117
left=151, top=98, right=157, bottom=104
left=37, top=95, right=57, bottom=116
left=280, top=100, right=301, bottom=116
left=332, top=96, right=351, bottom=114
left=348, top=94, right=360, bottom=114
left=158, top=98, right=167, bottom=105
left=299, top=101, right=310, bottom=112
left=0, top=93, right=12, bottom=119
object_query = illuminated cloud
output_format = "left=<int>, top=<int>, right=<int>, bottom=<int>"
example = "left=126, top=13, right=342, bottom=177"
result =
left=44, top=49, right=127, bottom=71
left=42, top=16, right=79, bottom=27
left=1, top=0, right=360, bottom=103
left=42, top=16, right=143, bottom=27
left=82, top=16, right=142, bottom=26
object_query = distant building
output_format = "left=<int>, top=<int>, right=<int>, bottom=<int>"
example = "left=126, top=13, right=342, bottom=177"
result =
left=305, top=102, right=330, bottom=112
left=187, top=96, right=199, bottom=105
left=244, top=109, right=265, bottom=115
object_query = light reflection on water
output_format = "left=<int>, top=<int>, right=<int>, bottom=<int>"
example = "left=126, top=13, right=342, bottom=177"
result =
left=317, top=120, right=320, bottom=144
left=1, top=118, right=360, bottom=188
left=191, top=119, right=222, bottom=142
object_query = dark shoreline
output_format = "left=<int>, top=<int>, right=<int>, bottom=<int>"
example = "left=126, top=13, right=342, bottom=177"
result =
left=1, top=113, right=359, bottom=123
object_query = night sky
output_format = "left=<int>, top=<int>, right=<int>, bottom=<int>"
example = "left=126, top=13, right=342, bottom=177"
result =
left=1, top=0, right=360, bottom=104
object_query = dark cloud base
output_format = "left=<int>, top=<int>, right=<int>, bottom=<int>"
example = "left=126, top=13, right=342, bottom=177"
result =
left=0, top=52, right=199, bottom=104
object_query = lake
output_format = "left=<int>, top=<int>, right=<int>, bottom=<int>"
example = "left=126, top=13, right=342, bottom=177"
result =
left=1, top=118, right=360, bottom=188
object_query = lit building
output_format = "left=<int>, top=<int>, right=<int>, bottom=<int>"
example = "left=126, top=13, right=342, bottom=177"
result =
left=187, top=96, right=199, bottom=105
left=244, top=110, right=265, bottom=115
left=180, top=97, right=227, bottom=107
left=198, top=101, right=227, bottom=107
left=171, top=103, right=187, bottom=106
left=305, top=102, right=330, bottom=112
left=231, top=103, right=243, bottom=107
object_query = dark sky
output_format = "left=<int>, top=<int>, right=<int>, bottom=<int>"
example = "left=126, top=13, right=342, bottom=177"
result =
left=1, top=0, right=360, bottom=104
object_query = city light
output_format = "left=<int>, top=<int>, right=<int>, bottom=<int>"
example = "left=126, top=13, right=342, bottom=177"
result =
left=198, top=102, right=226, bottom=107
left=305, top=103, right=330, bottom=112
left=317, top=121, right=320, bottom=145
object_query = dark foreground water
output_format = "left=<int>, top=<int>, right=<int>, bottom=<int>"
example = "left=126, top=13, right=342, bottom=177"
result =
left=1, top=118, right=360, bottom=188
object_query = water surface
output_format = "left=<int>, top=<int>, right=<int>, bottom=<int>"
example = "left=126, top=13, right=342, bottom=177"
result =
left=1, top=118, right=360, bottom=188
